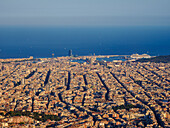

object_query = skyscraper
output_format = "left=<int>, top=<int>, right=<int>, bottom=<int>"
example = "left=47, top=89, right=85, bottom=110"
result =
left=69, top=50, right=72, bottom=56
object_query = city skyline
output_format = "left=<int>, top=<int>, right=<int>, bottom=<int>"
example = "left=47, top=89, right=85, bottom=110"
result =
left=0, top=1, right=169, bottom=127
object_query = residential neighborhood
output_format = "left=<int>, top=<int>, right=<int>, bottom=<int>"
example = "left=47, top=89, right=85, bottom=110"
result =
left=0, top=57, right=169, bottom=127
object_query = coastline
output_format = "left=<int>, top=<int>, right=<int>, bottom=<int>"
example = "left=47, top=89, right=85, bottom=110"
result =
left=0, top=54, right=151, bottom=63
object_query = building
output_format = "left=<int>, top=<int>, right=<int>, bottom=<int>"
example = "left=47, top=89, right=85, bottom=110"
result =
left=69, top=50, right=72, bottom=56
left=21, top=78, right=25, bottom=85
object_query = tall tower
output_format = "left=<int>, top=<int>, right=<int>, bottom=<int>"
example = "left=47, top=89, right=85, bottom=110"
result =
left=69, top=50, right=72, bottom=56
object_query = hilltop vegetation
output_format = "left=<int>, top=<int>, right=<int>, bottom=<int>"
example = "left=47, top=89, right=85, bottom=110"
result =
left=136, top=55, right=170, bottom=63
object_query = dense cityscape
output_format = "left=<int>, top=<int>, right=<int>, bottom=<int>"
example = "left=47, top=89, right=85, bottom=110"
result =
left=0, top=55, right=169, bottom=127
left=1, top=0, right=170, bottom=128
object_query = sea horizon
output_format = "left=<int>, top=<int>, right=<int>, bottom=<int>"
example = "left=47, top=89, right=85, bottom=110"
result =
left=0, top=26, right=170, bottom=59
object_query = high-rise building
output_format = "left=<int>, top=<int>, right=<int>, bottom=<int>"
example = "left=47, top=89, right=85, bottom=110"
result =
left=69, top=49, right=72, bottom=56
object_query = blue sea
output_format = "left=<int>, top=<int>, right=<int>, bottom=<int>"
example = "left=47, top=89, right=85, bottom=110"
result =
left=0, top=26, right=170, bottom=58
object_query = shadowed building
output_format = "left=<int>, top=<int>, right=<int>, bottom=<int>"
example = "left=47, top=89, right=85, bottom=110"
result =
left=69, top=50, right=72, bottom=56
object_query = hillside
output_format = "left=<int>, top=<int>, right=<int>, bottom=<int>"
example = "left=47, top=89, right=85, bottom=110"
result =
left=136, top=55, right=170, bottom=63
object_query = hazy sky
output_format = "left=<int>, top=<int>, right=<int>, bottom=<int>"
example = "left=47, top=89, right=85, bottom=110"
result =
left=0, top=0, right=170, bottom=26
